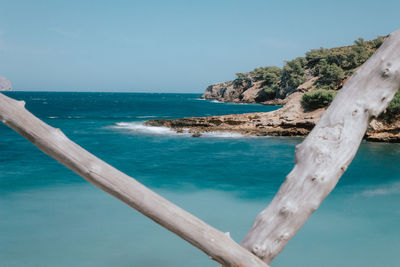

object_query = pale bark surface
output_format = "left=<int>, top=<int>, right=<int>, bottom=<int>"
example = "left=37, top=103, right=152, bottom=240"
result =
left=0, top=94, right=267, bottom=267
left=241, top=30, right=400, bottom=264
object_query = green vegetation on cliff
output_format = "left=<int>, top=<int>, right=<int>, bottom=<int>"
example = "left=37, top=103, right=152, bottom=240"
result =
left=230, top=36, right=398, bottom=111
left=387, top=90, right=400, bottom=113
left=281, top=57, right=307, bottom=93
left=207, top=35, right=398, bottom=115
left=377, top=89, right=400, bottom=121
left=280, top=36, right=382, bottom=93
left=253, top=66, right=282, bottom=100
left=301, top=89, right=338, bottom=110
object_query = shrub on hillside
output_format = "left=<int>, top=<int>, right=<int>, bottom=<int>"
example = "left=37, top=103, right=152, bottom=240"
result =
left=281, top=57, right=307, bottom=92
left=246, top=66, right=282, bottom=100
left=315, top=60, right=345, bottom=90
left=232, top=76, right=251, bottom=88
left=249, top=66, right=282, bottom=83
left=351, top=39, right=371, bottom=67
left=378, top=90, right=400, bottom=121
left=262, top=84, right=280, bottom=99
left=306, top=47, right=356, bottom=74
left=235, top=73, right=248, bottom=79
left=373, top=36, right=385, bottom=49
left=387, top=89, right=400, bottom=114
left=262, top=66, right=282, bottom=85
left=301, top=89, right=338, bottom=110
left=254, top=86, right=279, bottom=102
left=305, top=48, right=329, bottom=71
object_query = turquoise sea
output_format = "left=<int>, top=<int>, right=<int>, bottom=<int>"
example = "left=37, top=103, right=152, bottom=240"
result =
left=0, top=92, right=399, bottom=267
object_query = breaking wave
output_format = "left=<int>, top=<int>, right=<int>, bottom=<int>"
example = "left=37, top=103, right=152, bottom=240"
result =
left=109, top=122, right=248, bottom=138
left=111, top=122, right=184, bottom=136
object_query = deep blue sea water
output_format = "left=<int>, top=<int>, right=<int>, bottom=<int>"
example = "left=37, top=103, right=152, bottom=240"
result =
left=0, top=92, right=399, bottom=267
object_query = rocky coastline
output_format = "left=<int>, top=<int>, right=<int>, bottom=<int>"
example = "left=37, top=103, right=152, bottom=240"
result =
left=145, top=91, right=400, bottom=142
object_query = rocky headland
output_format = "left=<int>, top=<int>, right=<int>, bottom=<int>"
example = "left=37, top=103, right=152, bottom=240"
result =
left=146, top=36, right=400, bottom=142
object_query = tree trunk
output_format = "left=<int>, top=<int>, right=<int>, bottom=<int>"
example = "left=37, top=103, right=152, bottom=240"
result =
left=241, top=29, right=400, bottom=264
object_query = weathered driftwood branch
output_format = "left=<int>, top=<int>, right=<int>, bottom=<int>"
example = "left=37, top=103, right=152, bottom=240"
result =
left=241, top=30, right=400, bottom=264
left=0, top=94, right=267, bottom=267
left=2, top=29, right=400, bottom=267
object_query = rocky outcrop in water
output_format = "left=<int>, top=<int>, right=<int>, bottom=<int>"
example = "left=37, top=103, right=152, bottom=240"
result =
left=0, top=77, right=12, bottom=91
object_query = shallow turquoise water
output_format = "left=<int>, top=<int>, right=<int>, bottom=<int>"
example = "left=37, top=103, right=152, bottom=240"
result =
left=0, top=92, right=399, bottom=266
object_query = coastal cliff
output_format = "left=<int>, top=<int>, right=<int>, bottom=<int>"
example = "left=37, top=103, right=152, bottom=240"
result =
left=146, top=36, right=400, bottom=142
left=201, top=37, right=387, bottom=104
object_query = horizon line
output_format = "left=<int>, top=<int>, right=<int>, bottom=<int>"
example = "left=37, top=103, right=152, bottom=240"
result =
left=4, top=90, right=204, bottom=94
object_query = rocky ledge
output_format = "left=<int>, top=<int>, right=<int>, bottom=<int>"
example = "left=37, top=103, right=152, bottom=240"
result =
left=145, top=92, right=400, bottom=142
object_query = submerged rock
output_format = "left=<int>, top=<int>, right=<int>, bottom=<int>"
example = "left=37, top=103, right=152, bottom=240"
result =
left=191, top=132, right=202, bottom=138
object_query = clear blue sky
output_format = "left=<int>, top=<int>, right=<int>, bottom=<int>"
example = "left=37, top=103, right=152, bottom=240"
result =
left=0, top=0, right=399, bottom=92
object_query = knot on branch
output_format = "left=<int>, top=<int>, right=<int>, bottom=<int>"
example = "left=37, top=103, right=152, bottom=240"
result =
left=251, top=245, right=268, bottom=260
left=381, top=62, right=392, bottom=78
left=279, top=201, right=298, bottom=217
left=310, top=174, right=325, bottom=183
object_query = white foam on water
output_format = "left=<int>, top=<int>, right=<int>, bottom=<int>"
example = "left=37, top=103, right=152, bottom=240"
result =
left=362, top=182, right=400, bottom=196
left=111, top=122, right=189, bottom=136
left=109, top=122, right=249, bottom=139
